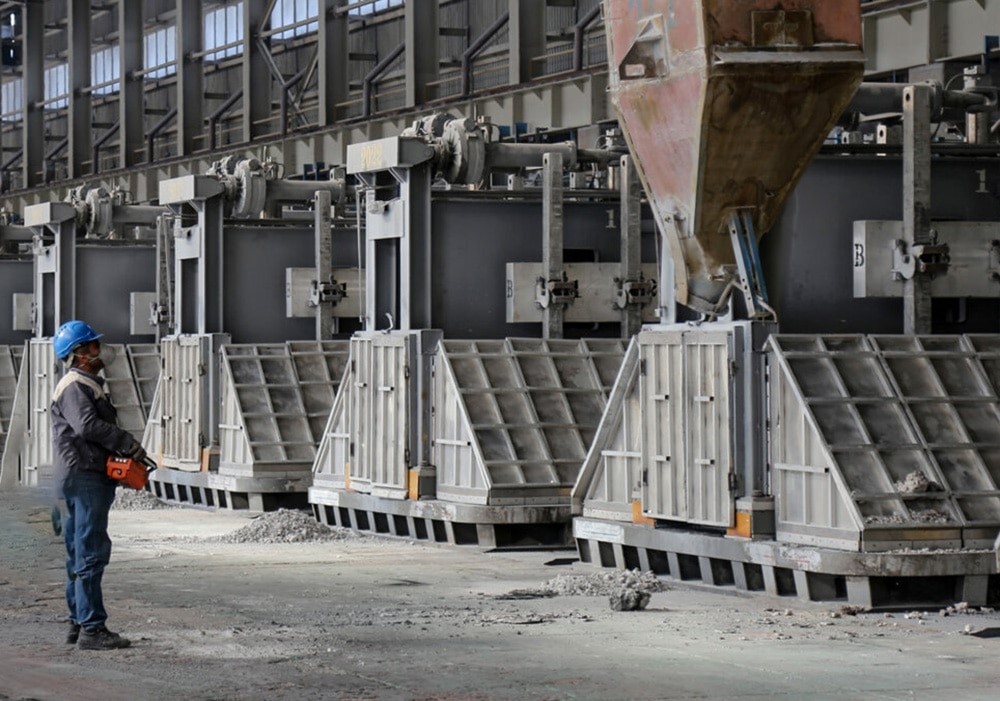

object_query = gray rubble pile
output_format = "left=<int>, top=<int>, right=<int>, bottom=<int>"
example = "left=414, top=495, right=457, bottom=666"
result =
left=218, top=508, right=356, bottom=544
left=111, top=488, right=173, bottom=511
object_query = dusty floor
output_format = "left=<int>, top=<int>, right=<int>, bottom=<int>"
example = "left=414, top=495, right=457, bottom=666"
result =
left=3, top=487, right=1000, bottom=701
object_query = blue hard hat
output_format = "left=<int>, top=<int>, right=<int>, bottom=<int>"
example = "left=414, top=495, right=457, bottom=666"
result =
left=53, top=320, right=103, bottom=361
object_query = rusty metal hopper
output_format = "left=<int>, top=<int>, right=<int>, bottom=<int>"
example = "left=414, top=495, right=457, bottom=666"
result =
left=605, top=1, right=864, bottom=313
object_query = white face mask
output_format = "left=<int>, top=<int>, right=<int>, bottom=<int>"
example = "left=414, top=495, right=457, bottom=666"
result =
left=76, top=344, right=117, bottom=368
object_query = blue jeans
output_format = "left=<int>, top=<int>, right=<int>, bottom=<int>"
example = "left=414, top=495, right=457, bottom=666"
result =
left=61, top=471, right=116, bottom=630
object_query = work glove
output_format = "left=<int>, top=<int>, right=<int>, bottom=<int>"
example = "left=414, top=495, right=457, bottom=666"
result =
left=125, top=439, right=148, bottom=463
left=50, top=505, right=62, bottom=536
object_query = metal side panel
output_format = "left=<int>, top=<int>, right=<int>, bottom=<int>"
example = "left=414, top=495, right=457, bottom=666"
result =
left=0, top=343, right=28, bottom=489
left=683, top=331, right=735, bottom=528
left=0, top=346, right=17, bottom=454
left=126, top=343, right=161, bottom=419
left=639, top=331, right=686, bottom=522
left=575, top=338, right=641, bottom=522
left=347, top=336, right=373, bottom=493
left=433, top=341, right=498, bottom=506
left=159, top=336, right=204, bottom=470
left=768, top=339, right=862, bottom=551
left=143, top=380, right=163, bottom=464
left=0, top=345, right=20, bottom=488
left=311, top=363, right=352, bottom=490
left=634, top=328, right=737, bottom=528
left=369, top=334, right=409, bottom=499
left=217, top=346, right=256, bottom=476
left=26, top=339, right=57, bottom=483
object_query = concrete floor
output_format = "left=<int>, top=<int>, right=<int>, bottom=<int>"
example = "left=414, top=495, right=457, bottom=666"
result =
left=2, top=488, right=1000, bottom=701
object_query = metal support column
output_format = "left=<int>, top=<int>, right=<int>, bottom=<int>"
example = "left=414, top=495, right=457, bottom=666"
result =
left=33, top=216, right=77, bottom=337
left=244, top=0, right=271, bottom=142
left=314, top=189, right=333, bottom=339
left=175, top=197, right=225, bottom=335
left=67, top=0, right=92, bottom=179
left=155, top=214, right=174, bottom=339
left=509, top=0, right=546, bottom=86
left=620, top=155, right=643, bottom=338
left=177, top=0, right=204, bottom=156
left=21, top=3, right=43, bottom=188
left=119, top=1, right=144, bottom=168
left=402, top=165, right=433, bottom=330
left=319, top=0, right=349, bottom=126
left=542, top=152, right=564, bottom=339
left=405, top=0, right=438, bottom=108
left=903, top=84, right=933, bottom=335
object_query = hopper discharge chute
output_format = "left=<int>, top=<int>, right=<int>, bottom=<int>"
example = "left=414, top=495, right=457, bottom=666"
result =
left=605, top=0, right=865, bottom=315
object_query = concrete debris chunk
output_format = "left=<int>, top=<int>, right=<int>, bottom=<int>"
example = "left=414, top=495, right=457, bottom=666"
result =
left=609, top=589, right=651, bottom=612
left=838, top=605, right=866, bottom=616
left=218, top=509, right=358, bottom=544
left=111, top=488, right=174, bottom=511
left=895, top=471, right=933, bottom=494
left=939, top=601, right=991, bottom=617
left=543, top=569, right=667, bottom=597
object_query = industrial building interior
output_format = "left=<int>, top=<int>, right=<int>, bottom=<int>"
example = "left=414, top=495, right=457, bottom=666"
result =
left=3, top=0, right=1000, bottom=698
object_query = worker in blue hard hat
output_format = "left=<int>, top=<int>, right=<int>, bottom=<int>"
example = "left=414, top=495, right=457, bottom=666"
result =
left=50, top=320, right=146, bottom=650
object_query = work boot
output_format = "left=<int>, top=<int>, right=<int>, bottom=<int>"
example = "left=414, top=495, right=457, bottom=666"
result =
left=65, top=622, right=81, bottom=644
left=77, top=626, right=131, bottom=650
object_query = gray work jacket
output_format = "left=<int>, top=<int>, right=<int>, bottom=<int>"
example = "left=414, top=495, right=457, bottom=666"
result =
left=50, top=368, right=135, bottom=488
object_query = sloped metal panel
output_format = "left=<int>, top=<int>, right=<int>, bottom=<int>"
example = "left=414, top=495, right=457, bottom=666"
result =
left=216, top=342, right=349, bottom=479
left=11, top=344, right=22, bottom=376
left=127, top=344, right=161, bottom=418
left=769, top=334, right=1000, bottom=552
left=142, top=382, right=163, bottom=463
left=434, top=338, right=625, bottom=506
left=433, top=340, right=492, bottom=504
left=218, top=347, right=256, bottom=474
left=0, top=346, right=18, bottom=457
left=574, top=339, right=642, bottom=521
left=102, top=344, right=146, bottom=438
left=769, top=336, right=862, bottom=550
left=311, top=365, right=351, bottom=486
left=289, top=341, right=351, bottom=446
left=0, top=343, right=28, bottom=488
